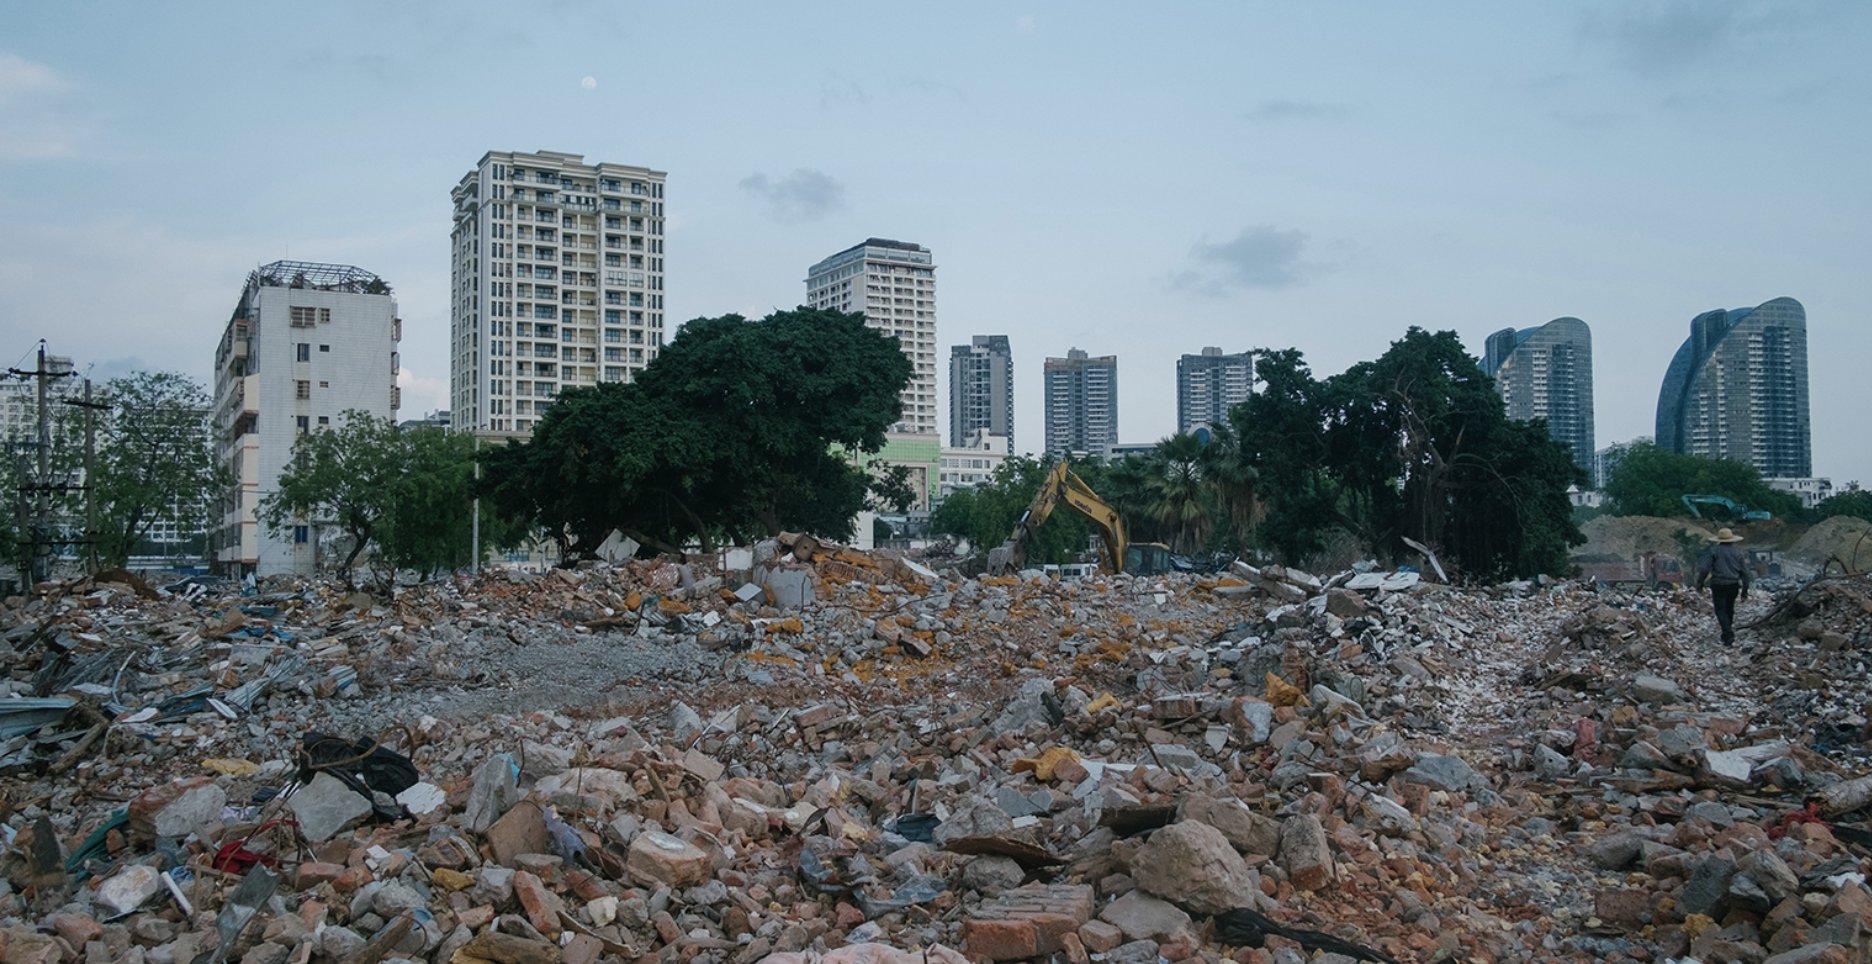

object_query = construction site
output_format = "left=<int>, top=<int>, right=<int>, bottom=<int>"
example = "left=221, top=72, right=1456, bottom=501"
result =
left=0, top=506, right=1868, bottom=964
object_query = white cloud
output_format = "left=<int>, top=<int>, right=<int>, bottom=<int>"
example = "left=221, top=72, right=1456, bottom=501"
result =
left=0, top=53, right=66, bottom=101
left=0, top=52, right=83, bottom=160
left=396, top=367, right=449, bottom=419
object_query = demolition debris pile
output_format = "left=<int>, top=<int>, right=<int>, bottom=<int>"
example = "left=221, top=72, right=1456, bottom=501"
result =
left=2, top=542, right=1872, bottom=963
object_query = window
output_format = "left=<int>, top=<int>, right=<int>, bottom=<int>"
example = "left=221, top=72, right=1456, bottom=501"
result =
left=295, top=380, right=310, bottom=399
left=295, top=343, right=310, bottom=362
left=319, top=345, right=330, bottom=352
left=289, top=306, right=317, bottom=327
left=318, top=380, right=329, bottom=388
left=318, top=416, right=330, bottom=426
left=296, top=415, right=310, bottom=432
left=293, top=525, right=309, bottom=544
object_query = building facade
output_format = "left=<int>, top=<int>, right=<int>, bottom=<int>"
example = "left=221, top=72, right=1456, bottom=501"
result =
left=807, top=239, right=941, bottom=509
left=806, top=238, right=938, bottom=436
left=1044, top=349, right=1118, bottom=458
left=1176, top=347, right=1253, bottom=435
left=450, top=150, right=667, bottom=436
left=1481, top=317, right=1595, bottom=474
left=1655, top=297, right=1810, bottom=478
left=211, top=261, right=400, bottom=577
left=937, top=429, right=1010, bottom=504
left=1766, top=477, right=1833, bottom=510
left=949, top=335, right=1013, bottom=450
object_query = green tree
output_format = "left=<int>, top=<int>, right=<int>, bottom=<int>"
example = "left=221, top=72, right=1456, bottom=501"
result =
left=1144, top=433, right=1212, bottom=553
left=481, top=307, right=913, bottom=557
left=1814, top=484, right=1872, bottom=524
left=925, top=455, right=1103, bottom=565
left=1227, top=332, right=1584, bottom=579
left=262, top=411, right=402, bottom=581
left=92, top=372, right=221, bottom=567
left=1601, top=442, right=1801, bottom=519
left=1230, top=348, right=1341, bottom=563
left=266, top=414, right=526, bottom=582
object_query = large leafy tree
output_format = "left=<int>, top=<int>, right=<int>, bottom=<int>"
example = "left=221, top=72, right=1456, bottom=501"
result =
left=482, top=307, right=913, bottom=557
left=1230, top=348, right=1341, bottom=563
left=1601, top=441, right=1801, bottom=519
left=262, top=412, right=402, bottom=580
left=1226, top=331, right=1584, bottom=579
left=93, top=372, right=221, bottom=567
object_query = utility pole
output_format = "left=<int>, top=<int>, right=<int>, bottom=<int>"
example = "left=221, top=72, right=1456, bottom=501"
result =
left=6, top=342, right=73, bottom=584
left=470, top=433, right=481, bottom=574
left=64, top=378, right=109, bottom=574
left=34, top=343, right=49, bottom=583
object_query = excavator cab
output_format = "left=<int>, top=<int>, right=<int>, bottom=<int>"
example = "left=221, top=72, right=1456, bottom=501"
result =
left=1123, top=543, right=1175, bottom=577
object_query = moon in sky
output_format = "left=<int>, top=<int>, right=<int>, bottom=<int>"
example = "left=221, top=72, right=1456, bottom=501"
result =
left=581, top=76, right=597, bottom=90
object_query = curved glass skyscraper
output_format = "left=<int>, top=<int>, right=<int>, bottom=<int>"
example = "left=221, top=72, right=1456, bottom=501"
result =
left=1655, top=297, right=1809, bottom=478
left=1481, top=317, right=1595, bottom=474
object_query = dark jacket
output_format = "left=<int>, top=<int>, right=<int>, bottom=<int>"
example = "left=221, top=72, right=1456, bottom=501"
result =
left=1697, top=544, right=1751, bottom=590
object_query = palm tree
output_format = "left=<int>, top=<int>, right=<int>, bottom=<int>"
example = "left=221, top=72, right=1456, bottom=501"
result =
left=1147, top=433, right=1212, bottom=553
left=1198, top=420, right=1262, bottom=552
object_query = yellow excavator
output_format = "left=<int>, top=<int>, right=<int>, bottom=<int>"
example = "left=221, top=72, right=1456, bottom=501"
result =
left=985, top=462, right=1174, bottom=576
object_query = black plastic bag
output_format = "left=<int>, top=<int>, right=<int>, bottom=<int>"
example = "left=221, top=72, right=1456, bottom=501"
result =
left=295, top=732, right=419, bottom=819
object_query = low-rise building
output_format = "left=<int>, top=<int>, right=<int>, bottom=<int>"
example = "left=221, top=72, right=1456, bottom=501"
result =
left=211, top=261, right=400, bottom=577
left=1766, top=477, right=1833, bottom=510
left=937, top=429, right=1010, bottom=504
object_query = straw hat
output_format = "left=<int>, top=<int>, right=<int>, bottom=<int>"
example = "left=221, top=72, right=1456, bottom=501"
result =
left=1712, top=527, right=1743, bottom=543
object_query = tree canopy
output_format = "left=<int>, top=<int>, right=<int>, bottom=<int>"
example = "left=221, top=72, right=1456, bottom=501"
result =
left=263, top=412, right=525, bottom=582
left=928, top=455, right=1109, bottom=565
left=1601, top=441, right=1801, bottom=519
left=92, top=372, right=221, bottom=567
left=481, top=307, right=913, bottom=556
left=1232, top=329, right=1585, bottom=579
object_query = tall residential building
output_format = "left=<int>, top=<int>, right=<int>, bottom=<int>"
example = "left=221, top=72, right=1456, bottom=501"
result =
left=1656, top=296, right=1810, bottom=478
left=949, top=335, right=1013, bottom=450
left=450, top=150, right=667, bottom=436
left=211, top=261, right=400, bottom=577
left=1481, top=317, right=1595, bottom=474
left=806, top=238, right=938, bottom=436
left=807, top=238, right=940, bottom=509
left=1176, top=347, right=1254, bottom=435
left=1044, top=349, right=1118, bottom=458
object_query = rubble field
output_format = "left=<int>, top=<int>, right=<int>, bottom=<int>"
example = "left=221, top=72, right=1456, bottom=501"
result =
left=4, top=540, right=1872, bottom=964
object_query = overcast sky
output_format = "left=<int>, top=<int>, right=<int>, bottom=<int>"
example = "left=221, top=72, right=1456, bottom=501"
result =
left=2, top=2, right=1867, bottom=483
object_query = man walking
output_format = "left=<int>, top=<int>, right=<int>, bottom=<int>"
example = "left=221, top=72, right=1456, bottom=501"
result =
left=1696, top=528, right=1752, bottom=645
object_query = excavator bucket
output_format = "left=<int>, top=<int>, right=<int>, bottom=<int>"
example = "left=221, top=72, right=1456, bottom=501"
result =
left=986, top=543, right=1018, bottom=576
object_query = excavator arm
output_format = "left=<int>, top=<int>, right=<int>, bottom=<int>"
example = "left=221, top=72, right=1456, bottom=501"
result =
left=986, top=463, right=1129, bottom=575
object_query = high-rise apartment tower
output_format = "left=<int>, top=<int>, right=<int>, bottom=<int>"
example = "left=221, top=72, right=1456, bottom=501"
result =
left=1044, top=349, right=1118, bottom=458
left=211, top=261, right=400, bottom=576
left=1176, top=347, right=1254, bottom=435
left=949, top=335, right=1013, bottom=450
left=1656, top=297, right=1810, bottom=478
left=805, top=239, right=938, bottom=436
left=450, top=150, right=667, bottom=436
left=1481, top=317, right=1595, bottom=474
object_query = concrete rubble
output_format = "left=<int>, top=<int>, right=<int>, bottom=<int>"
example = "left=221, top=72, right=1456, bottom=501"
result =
left=0, top=544, right=1870, bottom=962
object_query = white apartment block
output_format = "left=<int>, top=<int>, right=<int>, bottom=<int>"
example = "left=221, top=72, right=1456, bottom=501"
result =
left=0, top=353, right=79, bottom=448
left=805, top=239, right=938, bottom=436
left=450, top=150, right=667, bottom=436
left=211, top=261, right=400, bottom=577
left=937, top=429, right=1010, bottom=504
left=1766, top=477, right=1833, bottom=510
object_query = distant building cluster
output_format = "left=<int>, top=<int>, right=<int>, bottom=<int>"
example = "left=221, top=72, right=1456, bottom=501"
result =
left=18, top=147, right=1812, bottom=576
